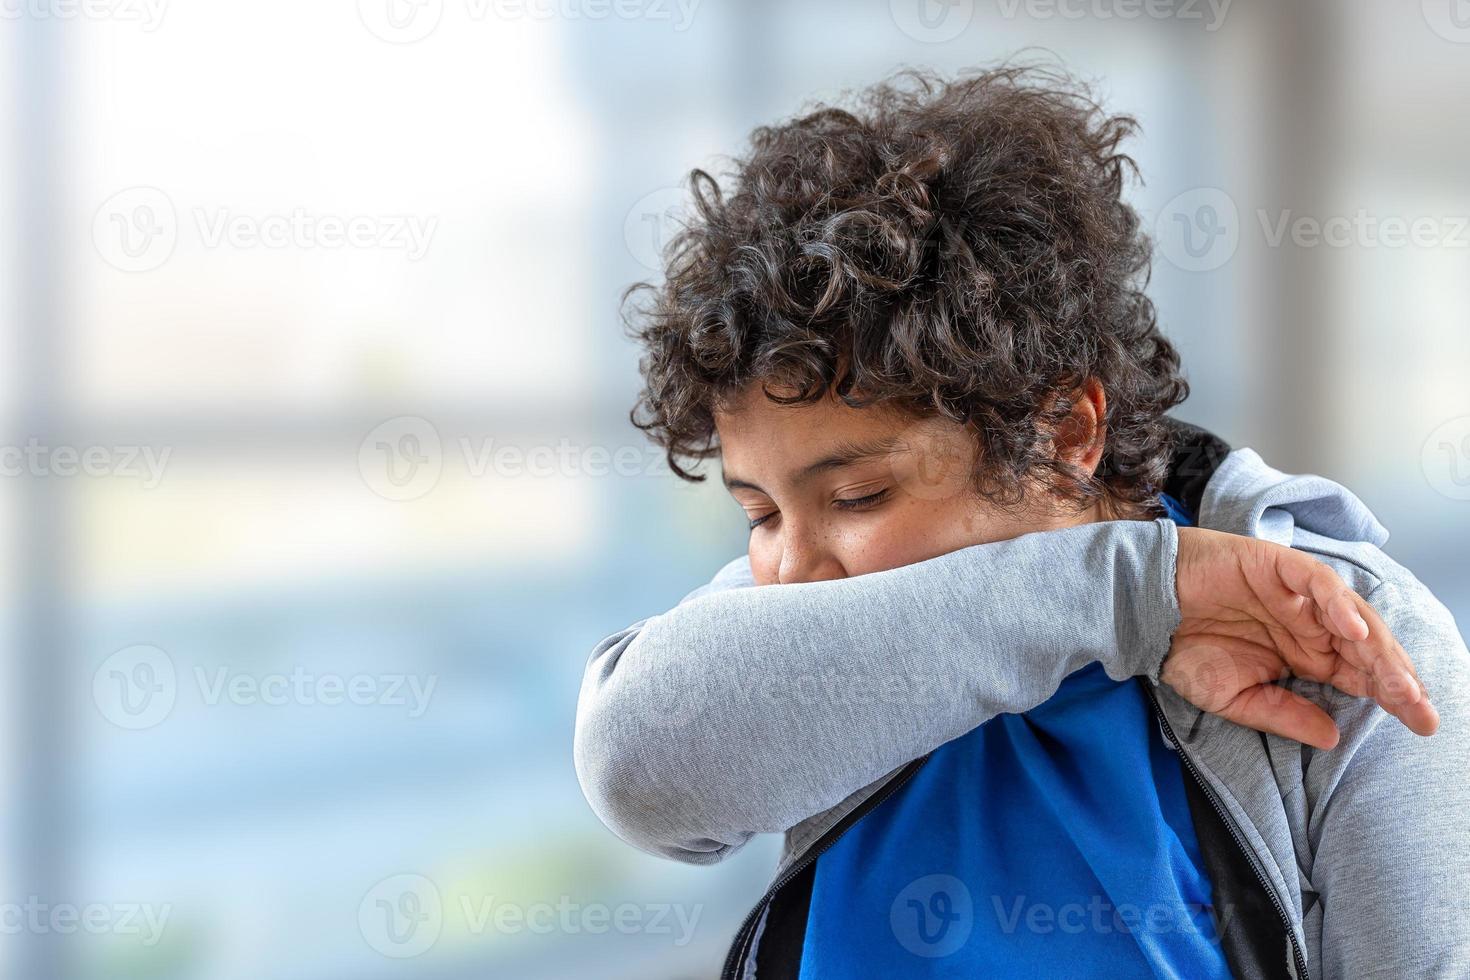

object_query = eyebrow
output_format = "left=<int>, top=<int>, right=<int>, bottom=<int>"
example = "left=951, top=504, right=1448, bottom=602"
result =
left=721, top=434, right=906, bottom=495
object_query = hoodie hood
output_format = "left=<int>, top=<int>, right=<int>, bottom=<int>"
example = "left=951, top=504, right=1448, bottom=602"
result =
left=1200, top=447, right=1391, bottom=550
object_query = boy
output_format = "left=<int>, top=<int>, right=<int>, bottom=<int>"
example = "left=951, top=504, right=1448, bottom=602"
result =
left=575, top=65, right=1465, bottom=978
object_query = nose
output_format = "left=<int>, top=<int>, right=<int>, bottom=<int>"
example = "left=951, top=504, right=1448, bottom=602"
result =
left=776, top=519, right=846, bottom=585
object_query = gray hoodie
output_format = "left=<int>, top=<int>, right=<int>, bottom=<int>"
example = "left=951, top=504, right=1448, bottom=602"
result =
left=573, top=446, right=1470, bottom=979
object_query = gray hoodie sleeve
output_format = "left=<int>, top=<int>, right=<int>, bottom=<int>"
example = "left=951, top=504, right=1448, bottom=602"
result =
left=573, top=517, right=1182, bottom=864
left=1308, top=574, right=1470, bottom=980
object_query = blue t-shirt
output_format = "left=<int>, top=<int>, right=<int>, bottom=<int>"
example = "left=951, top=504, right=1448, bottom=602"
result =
left=798, top=495, right=1231, bottom=978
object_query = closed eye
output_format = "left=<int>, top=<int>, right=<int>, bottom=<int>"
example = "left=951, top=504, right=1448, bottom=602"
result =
left=833, top=487, right=891, bottom=511
left=747, top=487, right=892, bottom=530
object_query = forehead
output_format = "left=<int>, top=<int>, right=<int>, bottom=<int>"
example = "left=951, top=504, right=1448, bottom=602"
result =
left=715, top=383, right=902, bottom=443
left=713, top=383, right=925, bottom=480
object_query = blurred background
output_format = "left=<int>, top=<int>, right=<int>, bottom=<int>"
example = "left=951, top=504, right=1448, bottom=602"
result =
left=2, top=0, right=1468, bottom=977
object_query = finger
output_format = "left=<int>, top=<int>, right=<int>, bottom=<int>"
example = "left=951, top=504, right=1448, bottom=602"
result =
left=1390, top=696, right=1441, bottom=737
left=1274, top=548, right=1368, bottom=641
left=1326, top=590, right=1370, bottom=642
left=1329, top=665, right=1441, bottom=737
left=1274, top=547, right=1426, bottom=707
left=1275, top=591, right=1335, bottom=656
left=1393, top=696, right=1440, bottom=734
left=1223, top=683, right=1341, bottom=751
left=1339, top=592, right=1427, bottom=708
left=1325, top=663, right=1376, bottom=699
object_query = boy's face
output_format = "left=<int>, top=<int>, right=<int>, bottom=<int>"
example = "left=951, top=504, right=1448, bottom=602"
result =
left=715, top=382, right=1106, bottom=586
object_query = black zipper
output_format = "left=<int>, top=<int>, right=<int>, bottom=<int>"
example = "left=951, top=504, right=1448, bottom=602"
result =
left=1142, top=683, right=1311, bottom=980
left=719, top=754, right=932, bottom=980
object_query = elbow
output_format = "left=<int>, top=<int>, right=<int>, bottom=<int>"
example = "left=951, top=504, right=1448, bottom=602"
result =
left=573, top=679, right=736, bottom=866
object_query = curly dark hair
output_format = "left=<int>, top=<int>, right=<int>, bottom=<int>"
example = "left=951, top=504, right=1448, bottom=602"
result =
left=623, top=62, right=1188, bottom=511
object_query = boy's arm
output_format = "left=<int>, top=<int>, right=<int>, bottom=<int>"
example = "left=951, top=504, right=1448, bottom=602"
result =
left=572, top=518, right=1421, bottom=864
left=575, top=519, right=1177, bottom=864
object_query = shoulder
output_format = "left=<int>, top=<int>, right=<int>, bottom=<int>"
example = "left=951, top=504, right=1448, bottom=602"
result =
left=1197, top=443, right=1470, bottom=800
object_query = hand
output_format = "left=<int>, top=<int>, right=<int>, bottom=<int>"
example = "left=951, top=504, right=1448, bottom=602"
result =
left=1164, top=526, right=1439, bottom=750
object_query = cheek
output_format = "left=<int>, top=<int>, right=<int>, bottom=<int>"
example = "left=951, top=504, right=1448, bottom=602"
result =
left=828, top=503, right=954, bottom=576
left=744, top=496, right=1007, bottom=584
left=845, top=496, right=1007, bottom=574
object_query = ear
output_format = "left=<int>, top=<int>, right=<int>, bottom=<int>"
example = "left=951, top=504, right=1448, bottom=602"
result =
left=1053, top=378, right=1107, bottom=477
